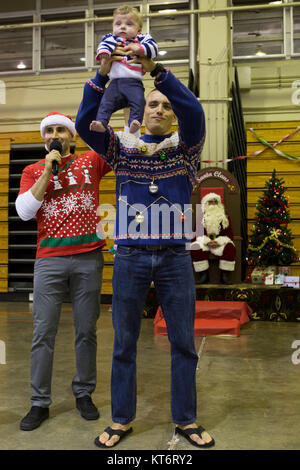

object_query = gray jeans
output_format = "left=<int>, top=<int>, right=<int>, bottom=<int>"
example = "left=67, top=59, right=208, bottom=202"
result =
left=30, top=249, right=104, bottom=407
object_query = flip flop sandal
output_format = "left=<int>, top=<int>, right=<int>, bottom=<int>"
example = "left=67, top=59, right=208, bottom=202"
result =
left=94, top=426, right=133, bottom=448
left=175, top=425, right=215, bottom=448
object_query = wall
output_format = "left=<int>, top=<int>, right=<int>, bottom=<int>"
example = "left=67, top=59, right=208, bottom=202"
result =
left=1, top=55, right=300, bottom=291
left=0, top=66, right=189, bottom=134
left=237, top=59, right=300, bottom=123
left=246, top=120, right=300, bottom=276
left=236, top=58, right=300, bottom=276
left=0, top=139, right=9, bottom=292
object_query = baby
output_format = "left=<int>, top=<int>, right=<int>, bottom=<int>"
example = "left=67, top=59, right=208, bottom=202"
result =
left=90, top=4, right=158, bottom=134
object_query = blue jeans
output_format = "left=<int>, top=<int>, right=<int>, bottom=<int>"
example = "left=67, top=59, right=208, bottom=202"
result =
left=111, top=245, right=198, bottom=425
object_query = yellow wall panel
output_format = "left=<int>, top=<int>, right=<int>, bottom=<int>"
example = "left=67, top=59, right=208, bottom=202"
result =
left=247, top=157, right=300, bottom=172
left=247, top=188, right=300, bottom=204
left=247, top=173, right=300, bottom=188
left=0, top=182, right=8, bottom=193
left=293, top=238, right=300, bottom=251
left=0, top=223, right=8, bottom=236
left=0, top=238, right=8, bottom=250
left=0, top=131, right=41, bottom=145
left=103, top=265, right=114, bottom=279
left=0, top=251, right=8, bottom=264
left=247, top=121, right=300, bottom=130
left=248, top=220, right=300, bottom=236
left=99, top=192, right=116, bottom=206
left=0, top=279, right=8, bottom=292
left=103, top=251, right=114, bottom=263
left=103, top=238, right=115, bottom=249
left=0, top=209, right=8, bottom=221
left=247, top=129, right=300, bottom=143
left=0, top=139, right=11, bottom=152
left=0, top=141, right=9, bottom=293
left=0, top=168, right=9, bottom=179
left=247, top=143, right=300, bottom=157
left=0, top=195, right=8, bottom=207
left=101, top=280, right=113, bottom=295
left=248, top=204, right=300, bottom=219
left=287, top=206, right=300, bottom=219
left=0, top=265, right=8, bottom=278
left=99, top=176, right=116, bottom=192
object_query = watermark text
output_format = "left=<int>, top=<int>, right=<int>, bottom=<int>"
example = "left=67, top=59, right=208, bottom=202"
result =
left=291, top=340, right=300, bottom=365
left=0, top=340, right=6, bottom=364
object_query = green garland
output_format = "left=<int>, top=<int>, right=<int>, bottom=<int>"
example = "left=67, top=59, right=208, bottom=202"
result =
left=248, top=233, right=298, bottom=253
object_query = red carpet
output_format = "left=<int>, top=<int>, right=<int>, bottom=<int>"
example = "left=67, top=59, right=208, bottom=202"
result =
left=153, top=301, right=252, bottom=337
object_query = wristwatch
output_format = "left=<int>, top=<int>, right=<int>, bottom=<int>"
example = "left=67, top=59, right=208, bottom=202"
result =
left=150, top=63, right=166, bottom=78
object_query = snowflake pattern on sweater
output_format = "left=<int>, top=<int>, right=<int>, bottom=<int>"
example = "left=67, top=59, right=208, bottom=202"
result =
left=18, top=151, right=111, bottom=257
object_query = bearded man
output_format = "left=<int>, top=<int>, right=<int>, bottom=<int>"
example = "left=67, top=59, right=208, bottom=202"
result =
left=191, top=192, right=236, bottom=284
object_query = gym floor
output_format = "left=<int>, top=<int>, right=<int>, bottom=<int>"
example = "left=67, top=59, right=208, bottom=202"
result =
left=0, top=301, right=300, bottom=451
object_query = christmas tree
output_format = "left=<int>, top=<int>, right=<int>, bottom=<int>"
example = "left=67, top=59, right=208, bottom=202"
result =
left=248, top=169, right=299, bottom=266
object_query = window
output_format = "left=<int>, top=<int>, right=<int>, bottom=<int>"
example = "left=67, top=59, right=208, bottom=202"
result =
left=292, top=6, right=300, bottom=55
left=0, top=17, right=33, bottom=72
left=233, top=7, right=284, bottom=58
left=41, top=0, right=87, bottom=7
left=0, top=1, right=35, bottom=13
left=41, top=12, right=85, bottom=69
left=149, top=2, right=189, bottom=63
left=93, top=7, right=115, bottom=63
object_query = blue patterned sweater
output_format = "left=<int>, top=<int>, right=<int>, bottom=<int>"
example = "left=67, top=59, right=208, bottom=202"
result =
left=75, top=69, right=205, bottom=246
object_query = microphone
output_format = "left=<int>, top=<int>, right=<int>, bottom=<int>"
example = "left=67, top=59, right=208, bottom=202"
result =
left=49, top=140, right=62, bottom=176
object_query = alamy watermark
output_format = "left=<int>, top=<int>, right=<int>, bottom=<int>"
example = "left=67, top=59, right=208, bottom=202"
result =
left=0, top=340, right=6, bottom=364
left=291, top=340, right=300, bottom=365
left=0, top=80, right=6, bottom=105
left=291, top=80, right=300, bottom=105
left=96, top=199, right=204, bottom=246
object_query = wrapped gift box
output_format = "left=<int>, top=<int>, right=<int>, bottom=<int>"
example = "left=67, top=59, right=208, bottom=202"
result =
left=264, top=273, right=274, bottom=285
left=251, top=266, right=277, bottom=284
left=251, top=266, right=265, bottom=284
left=274, top=274, right=285, bottom=285
left=278, top=266, right=291, bottom=276
left=283, top=276, right=299, bottom=288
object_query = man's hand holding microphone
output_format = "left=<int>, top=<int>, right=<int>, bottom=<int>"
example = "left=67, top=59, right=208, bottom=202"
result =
left=46, top=140, right=63, bottom=176
left=30, top=140, right=63, bottom=201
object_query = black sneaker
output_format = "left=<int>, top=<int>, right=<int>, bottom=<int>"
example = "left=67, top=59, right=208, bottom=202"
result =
left=76, top=396, right=99, bottom=420
left=20, top=406, right=49, bottom=431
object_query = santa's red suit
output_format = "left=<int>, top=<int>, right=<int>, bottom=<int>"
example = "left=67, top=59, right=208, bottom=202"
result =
left=190, top=192, right=235, bottom=283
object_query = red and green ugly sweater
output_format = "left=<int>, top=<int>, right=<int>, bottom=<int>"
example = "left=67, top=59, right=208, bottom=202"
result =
left=17, top=151, right=111, bottom=258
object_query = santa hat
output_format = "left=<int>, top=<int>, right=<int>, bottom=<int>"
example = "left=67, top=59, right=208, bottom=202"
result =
left=40, top=111, right=76, bottom=138
left=201, top=192, right=222, bottom=208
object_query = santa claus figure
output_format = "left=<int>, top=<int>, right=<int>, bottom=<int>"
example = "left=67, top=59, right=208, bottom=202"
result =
left=191, top=192, right=236, bottom=284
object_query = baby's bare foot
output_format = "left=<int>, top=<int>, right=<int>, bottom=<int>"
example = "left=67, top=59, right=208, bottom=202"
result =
left=129, top=119, right=141, bottom=134
left=90, top=120, right=106, bottom=133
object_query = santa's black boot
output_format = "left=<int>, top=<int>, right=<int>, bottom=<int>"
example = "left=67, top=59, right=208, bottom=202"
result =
left=197, top=270, right=210, bottom=284
left=220, top=270, right=231, bottom=285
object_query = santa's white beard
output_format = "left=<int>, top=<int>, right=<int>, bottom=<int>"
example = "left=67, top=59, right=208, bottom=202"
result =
left=203, top=205, right=229, bottom=235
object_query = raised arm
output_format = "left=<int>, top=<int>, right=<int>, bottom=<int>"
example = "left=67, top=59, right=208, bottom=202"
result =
left=75, top=71, right=113, bottom=156
left=133, top=57, right=205, bottom=150
left=75, top=50, right=128, bottom=165
left=155, top=70, right=205, bottom=150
